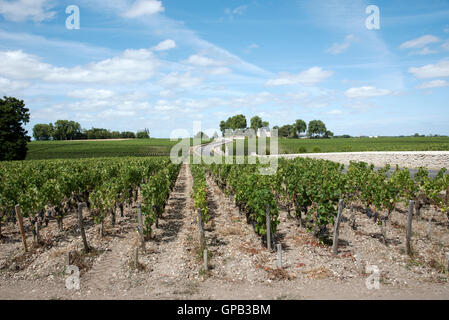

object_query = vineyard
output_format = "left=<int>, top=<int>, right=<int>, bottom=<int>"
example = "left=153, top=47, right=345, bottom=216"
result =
left=1, top=154, right=449, bottom=299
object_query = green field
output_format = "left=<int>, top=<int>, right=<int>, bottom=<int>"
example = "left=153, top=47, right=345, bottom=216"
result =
left=278, top=137, right=449, bottom=154
left=222, top=136, right=449, bottom=155
left=26, top=138, right=211, bottom=160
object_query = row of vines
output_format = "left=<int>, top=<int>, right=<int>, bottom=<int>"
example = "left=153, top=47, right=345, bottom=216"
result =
left=203, top=157, right=449, bottom=244
left=0, top=157, right=180, bottom=241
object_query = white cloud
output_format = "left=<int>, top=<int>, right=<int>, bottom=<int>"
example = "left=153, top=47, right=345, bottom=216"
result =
left=325, top=109, right=344, bottom=115
left=207, top=67, right=232, bottom=75
left=152, top=39, right=176, bottom=51
left=409, top=60, right=449, bottom=78
left=67, top=89, right=116, bottom=99
left=344, top=86, right=391, bottom=98
left=410, top=47, right=437, bottom=55
left=123, top=0, right=164, bottom=18
left=442, top=41, right=449, bottom=50
left=416, top=80, right=449, bottom=89
left=158, top=72, right=202, bottom=88
left=0, top=49, right=159, bottom=84
left=400, top=35, right=441, bottom=49
left=0, top=0, right=55, bottom=22
left=225, top=5, right=248, bottom=18
left=184, top=54, right=225, bottom=67
left=326, top=34, right=356, bottom=55
left=0, top=77, right=29, bottom=93
left=266, top=67, right=333, bottom=86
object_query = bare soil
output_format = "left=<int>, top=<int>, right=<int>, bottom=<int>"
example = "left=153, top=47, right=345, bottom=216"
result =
left=1, top=164, right=449, bottom=300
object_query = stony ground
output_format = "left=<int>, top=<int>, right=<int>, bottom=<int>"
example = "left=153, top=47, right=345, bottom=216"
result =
left=269, top=151, right=449, bottom=171
left=1, top=164, right=449, bottom=300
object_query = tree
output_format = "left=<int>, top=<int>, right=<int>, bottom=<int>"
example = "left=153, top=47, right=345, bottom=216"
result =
left=307, top=120, right=327, bottom=138
left=250, top=116, right=263, bottom=131
left=324, top=130, right=334, bottom=138
left=52, top=120, right=82, bottom=140
left=195, top=131, right=209, bottom=139
left=0, top=97, right=31, bottom=161
left=33, top=123, right=53, bottom=141
left=294, top=119, right=307, bottom=136
left=262, top=121, right=269, bottom=128
left=120, top=131, right=136, bottom=139
left=219, top=121, right=227, bottom=137
left=279, top=125, right=297, bottom=138
left=227, top=114, right=247, bottom=130
left=137, top=130, right=150, bottom=139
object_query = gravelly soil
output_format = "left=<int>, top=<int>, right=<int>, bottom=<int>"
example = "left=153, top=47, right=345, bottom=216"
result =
left=1, top=164, right=449, bottom=300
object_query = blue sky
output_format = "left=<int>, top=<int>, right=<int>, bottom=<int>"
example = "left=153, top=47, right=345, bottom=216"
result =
left=0, top=0, right=449, bottom=138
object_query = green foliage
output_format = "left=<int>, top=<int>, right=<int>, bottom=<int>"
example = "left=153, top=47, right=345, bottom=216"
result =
left=136, top=129, right=150, bottom=139
left=278, top=136, right=449, bottom=154
left=0, top=97, right=30, bottom=161
left=191, top=164, right=209, bottom=222
left=307, top=120, right=327, bottom=138
left=220, top=114, right=247, bottom=135
left=33, top=124, right=53, bottom=141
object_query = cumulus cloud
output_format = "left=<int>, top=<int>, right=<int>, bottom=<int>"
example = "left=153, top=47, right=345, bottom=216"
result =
left=152, top=39, right=176, bottom=51
left=0, top=77, right=29, bottom=94
left=409, top=60, right=449, bottom=79
left=0, top=0, right=55, bottom=22
left=207, top=67, right=232, bottom=75
left=344, top=86, right=391, bottom=98
left=0, top=49, right=159, bottom=84
left=123, top=0, right=164, bottom=18
left=183, top=54, right=225, bottom=67
left=158, top=72, right=202, bottom=88
left=266, top=67, right=333, bottom=86
left=416, top=79, right=449, bottom=89
left=224, top=5, right=248, bottom=18
left=67, top=89, right=116, bottom=99
left=326, top=34, right=356, bottom=55
left=399, top=35, right=441, bottom=49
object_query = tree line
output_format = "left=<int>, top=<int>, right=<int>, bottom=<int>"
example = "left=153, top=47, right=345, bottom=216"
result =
left=219, top=115, right=333, bottom=138
left=33, top=120, right=150, bottom=141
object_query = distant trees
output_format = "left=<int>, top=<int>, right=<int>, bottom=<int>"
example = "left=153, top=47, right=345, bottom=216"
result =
left=307, top=120, right=327, bottom=138
left=278, top=125, right=297, bottom=138
left=0, top=97, right=31, bottom=161
left=219, top=114, right=247, bottom=136
left=250, top=116, right=269, bottom=132
left=52, top=120, right=83, bottom=140
left=32, top=120, right=141, bottom=140
left=194, top=131, right=209, bottom=140
left=137, top=129, right=150, bottom=139
left=33, top=123, right=53, bottom=141
left=294, top=120, right=307, bottom=136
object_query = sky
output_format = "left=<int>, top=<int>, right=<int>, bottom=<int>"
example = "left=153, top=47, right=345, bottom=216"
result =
left=0, top=0, right=449, bottom=138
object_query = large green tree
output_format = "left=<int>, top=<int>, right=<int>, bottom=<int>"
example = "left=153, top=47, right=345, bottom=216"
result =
left=250, top=116, right=263, bottom=131
left=0, top=97, right=31, bottom=161
left=33, top=123, right=54, bottom=141
left=294, top=119, right=307, bottom=136
left=279, top=124, right=297, bottom=138
left=307, top=120, right=327, bottom=138
left=52, top=120, right=83, bottom=140
left=220, top=114, right=248, bottom=136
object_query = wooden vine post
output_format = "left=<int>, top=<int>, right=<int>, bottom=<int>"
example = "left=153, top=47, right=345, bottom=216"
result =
left=197, top=208, right=206, bottom=251
left=276, top=244, right=282, bottom=268
left=14, top=205, right=28, bottom=253
left=266, top=204, right=271, bottom=251
left=406, top=200, right=414, bottom=256
left=332, top=199, right=344, bottom=255
left=77, top=203, right=90, bottom=253
left=203, top=249, right=208, bottom=271
left=136, top=203, right=146, bottom=250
